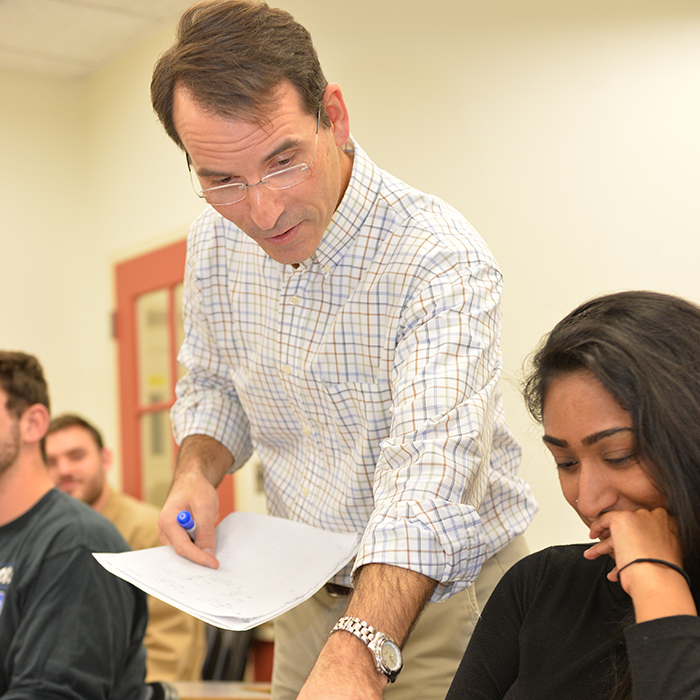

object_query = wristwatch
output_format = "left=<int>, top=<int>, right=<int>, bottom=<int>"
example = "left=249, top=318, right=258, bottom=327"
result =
left=330, top=616, right=403, bottom=682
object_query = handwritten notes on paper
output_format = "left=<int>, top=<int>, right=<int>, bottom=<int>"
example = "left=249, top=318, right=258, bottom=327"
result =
left=94, top=512, right=361, bottom=630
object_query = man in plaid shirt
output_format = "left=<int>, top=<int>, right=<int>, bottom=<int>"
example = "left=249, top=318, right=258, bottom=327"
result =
left=151, top=2, right=537, bottom=699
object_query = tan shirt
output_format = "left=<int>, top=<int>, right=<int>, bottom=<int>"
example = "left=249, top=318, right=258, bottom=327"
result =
left=102, top=490, right=207, bottom=681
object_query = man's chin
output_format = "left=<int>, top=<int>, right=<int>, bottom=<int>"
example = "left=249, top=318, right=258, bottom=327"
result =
left=262, top=235, right=322, bottom=266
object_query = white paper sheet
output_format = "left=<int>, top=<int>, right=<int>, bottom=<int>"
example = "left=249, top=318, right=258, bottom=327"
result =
left=94, top=512, right=361, bottom=630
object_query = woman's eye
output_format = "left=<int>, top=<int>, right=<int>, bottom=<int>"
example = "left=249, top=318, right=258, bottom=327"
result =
left=605, top=453, right=638, bottom=467
left=555, top=460, right=578, bottom=472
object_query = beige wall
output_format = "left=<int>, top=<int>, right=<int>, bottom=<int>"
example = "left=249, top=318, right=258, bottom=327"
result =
left=2, top=0, right=699, bottom=551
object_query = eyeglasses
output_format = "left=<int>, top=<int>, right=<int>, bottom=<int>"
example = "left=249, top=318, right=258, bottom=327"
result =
left=188, top=107, right=321, bottom=206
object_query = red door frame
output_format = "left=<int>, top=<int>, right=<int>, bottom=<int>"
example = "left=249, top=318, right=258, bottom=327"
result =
left=114, top=239, right=234, bottom=514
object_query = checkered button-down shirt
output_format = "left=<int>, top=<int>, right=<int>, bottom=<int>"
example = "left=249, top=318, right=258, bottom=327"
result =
left=172, top=139, right=537, bottom=601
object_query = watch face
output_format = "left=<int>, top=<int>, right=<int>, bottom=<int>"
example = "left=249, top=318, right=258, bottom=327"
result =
left=380, top=639, right=403, bottom=672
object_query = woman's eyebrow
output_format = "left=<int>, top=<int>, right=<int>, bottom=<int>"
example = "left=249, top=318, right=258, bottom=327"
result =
left=542, top=426, right=634, bottom=448
left=542, top=435, right=567, bottom=448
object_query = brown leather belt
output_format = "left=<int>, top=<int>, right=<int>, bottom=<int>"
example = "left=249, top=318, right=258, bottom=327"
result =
left=325, top=582, right=353, bottom=598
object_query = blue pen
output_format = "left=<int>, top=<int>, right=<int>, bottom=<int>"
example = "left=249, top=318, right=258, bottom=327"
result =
left=177, top=510, right=196, bottom=540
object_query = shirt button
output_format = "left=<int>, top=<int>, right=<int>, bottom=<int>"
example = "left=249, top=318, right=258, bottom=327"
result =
left=301, top=487, right=310, bottom=497
left=302, top=425, right=311, bottom=436
left=282, top=365, right=292, bottom=375
left=323, top=266, right=332, bottom=274
left=290, top=295, right=300, bottom=305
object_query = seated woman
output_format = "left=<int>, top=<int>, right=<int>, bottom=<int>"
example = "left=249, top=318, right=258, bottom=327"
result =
left=445, top=290, right=700, bottom=700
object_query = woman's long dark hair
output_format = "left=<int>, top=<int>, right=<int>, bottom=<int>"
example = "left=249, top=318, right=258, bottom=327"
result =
left=523, top=290, right=700, bottom=698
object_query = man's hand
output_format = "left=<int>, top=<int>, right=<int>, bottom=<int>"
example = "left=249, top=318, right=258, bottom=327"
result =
left=297, top=563, right=437, bottom=699
left=157, top=434, right=233, bottom=569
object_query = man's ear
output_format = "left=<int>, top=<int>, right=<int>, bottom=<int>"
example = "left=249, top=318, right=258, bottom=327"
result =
left=20, top=404, right=50, bottom=445
left=100, top=447, right=114, bottom=474
left=323, top=82, right=351, bottom=147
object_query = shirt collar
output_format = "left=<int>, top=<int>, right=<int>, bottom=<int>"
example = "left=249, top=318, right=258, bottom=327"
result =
left=301, top=137, right=382, bottom=272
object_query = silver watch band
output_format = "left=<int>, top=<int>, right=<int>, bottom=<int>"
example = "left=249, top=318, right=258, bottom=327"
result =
left=330, top=615, right=403, bottom=683
left=332, top=615, right=380, bottom=645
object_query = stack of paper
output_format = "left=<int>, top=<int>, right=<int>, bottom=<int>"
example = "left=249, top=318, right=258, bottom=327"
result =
left=94, top=512, right=361, bottom=630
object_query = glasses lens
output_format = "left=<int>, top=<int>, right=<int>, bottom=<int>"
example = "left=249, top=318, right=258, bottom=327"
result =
left=264, top=164, right=311, bottom=191
left=202, top=184, right=246, bottom=206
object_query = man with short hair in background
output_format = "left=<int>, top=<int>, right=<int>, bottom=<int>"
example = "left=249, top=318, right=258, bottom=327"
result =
left=0, top=351, right=147, bottom=699
left=45, top=413, right=207, bottom=683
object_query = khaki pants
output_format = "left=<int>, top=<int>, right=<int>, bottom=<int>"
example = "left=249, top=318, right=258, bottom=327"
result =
left=271, top=536, right=528, bottom=700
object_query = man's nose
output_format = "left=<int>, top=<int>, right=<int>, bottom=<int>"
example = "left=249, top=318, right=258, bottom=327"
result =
left=246, top=184, right=285, bottom=231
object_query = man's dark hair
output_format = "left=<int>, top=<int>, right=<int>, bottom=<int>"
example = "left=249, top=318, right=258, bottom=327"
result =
left=47, top=413, right=105, bottom=450
left=151, top=0, right=329, bottom=150
left=0, top=351, right=50, bottom=417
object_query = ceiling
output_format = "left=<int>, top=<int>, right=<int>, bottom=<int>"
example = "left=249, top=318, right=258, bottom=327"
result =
left=0, top=0, right=195, bottom=79
left=4, top=0, right=699, bottom=82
